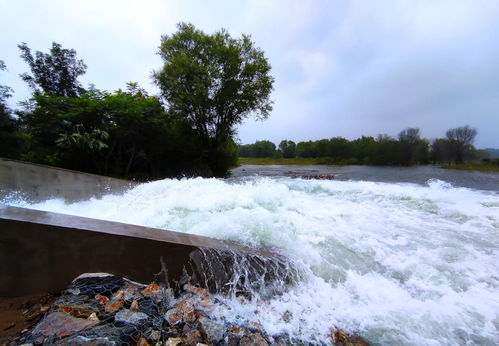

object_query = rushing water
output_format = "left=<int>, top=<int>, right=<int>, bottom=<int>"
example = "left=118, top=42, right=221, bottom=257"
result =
left=3, top=166, right=499, bottom=345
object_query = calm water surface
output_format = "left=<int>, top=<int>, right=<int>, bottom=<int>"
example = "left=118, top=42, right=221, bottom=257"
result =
left=231, top=165, right=499, bottom=192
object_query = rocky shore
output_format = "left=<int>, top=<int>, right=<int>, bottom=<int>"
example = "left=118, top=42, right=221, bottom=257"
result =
left=3, top=273, right=367, bottom=346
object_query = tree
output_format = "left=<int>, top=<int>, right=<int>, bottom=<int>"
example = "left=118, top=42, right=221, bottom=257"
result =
left=0, top=59, right=21, bottom=158
left=398, top=127, right=421, bottom=165
left=153, top=23, right=274, bottom=176
left=18, top=42, right=87, bottom=97
left=278, top=140, right=296, bottom=158
left=445, top=125, right=477, bottom=164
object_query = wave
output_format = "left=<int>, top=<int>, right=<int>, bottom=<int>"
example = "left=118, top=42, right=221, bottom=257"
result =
left=4, top=177, right=499, bottom=344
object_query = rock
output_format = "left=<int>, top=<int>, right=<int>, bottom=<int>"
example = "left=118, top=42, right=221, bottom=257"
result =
left=31, top=312, right=99, bottom=337
left=69, top=323, right=137, bottom=345
left=114, top=309, right=149, bottom=325
left=148, top=329, right=161, bottom=342
left=239, top=332, right=269, bottom=346
left=139, top=299, right=158, bottom=316
left=198, top=317, right=224, bottom=344
left=55, top=335, right=117, bottom=345
left=121, top=282, right=143, bottom=301
left=137, top=336, right=150, bottom=346
left=227, top=325, right=249, bottom=346
left=165, top=337, right=185, bottom=345
left=184, top=284, right=209, bottom=297
left=130, top=300, right=139, bottom=311
left=95, top=295, right=109, bottom=305
left=335, top=336, right=369, bottom=346
left=164, top=308, right=182, bottom=325
left=87, top=312, right=99, bottom=322
left=104, top=299, right=123, bottom=313
left=184, top=329, right=202, bottom=344
left=182, top=305, right=197, bottom=323
left=141, top=283, right=161, bottom=297
left=71, top=275, right=124, bottom=296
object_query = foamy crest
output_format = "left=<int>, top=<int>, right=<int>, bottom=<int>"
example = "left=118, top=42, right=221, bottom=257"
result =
left=5, top=177, right=499, bottom=345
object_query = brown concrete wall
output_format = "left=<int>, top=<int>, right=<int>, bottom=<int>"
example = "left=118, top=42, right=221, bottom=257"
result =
left=0, top=206, right=288, bottom=298
left=0, top=158, right=135, bottom=203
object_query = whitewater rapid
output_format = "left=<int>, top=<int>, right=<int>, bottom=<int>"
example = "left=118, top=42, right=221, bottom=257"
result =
left=5, top=177, right=499, bottom=345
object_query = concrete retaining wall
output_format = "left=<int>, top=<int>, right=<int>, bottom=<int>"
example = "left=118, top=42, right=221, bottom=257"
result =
left=0, top=158, right=135, bottom=203
left=0, top=206, right=288, bottom=298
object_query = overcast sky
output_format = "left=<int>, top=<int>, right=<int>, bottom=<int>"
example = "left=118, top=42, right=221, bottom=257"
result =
left=1, top=0, right=498, bottom=148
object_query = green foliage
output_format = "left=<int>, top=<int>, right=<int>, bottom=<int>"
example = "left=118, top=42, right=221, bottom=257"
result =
left=0, top=59, right=23, bottom=158
left=239, top=128, right=432, bottom=166
left=18, top=42, right=87, bottom=97
left=153, top=23, right=274, bottom=176
left=278, top=140, right=296, bottom=158
left=17, top=86, right=211, bottom=178
left=239, top=140, right=277, bottom=158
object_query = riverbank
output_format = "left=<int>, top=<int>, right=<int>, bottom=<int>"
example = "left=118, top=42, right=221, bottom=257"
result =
left=440, top=163, right=499, bottom=173
left=238, top=157, right=334, bottom=165
left=237, top=158, right=499, bottom=174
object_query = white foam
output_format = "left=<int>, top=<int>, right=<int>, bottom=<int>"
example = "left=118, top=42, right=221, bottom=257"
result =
left=5, top=176, right=499, bottom=344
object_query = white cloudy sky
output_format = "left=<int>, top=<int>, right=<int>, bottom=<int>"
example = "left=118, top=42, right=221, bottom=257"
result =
left=1, top=0, right=498, bottom=147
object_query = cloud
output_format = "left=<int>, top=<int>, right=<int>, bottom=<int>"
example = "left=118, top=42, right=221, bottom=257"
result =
left=1, top=0, right=498, bottom=147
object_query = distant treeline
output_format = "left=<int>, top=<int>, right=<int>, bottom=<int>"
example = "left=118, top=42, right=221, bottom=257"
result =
left=239, top=127, right=494, bottom=166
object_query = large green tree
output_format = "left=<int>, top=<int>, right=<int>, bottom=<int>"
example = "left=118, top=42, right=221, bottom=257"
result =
left=18, top=42, right=87, bottom=97
left=153, top=23, right=274, bottom=176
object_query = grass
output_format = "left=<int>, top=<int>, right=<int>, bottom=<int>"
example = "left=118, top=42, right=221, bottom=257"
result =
left=440, top=163, right=499, bottom=173
left=237, top=157, right=335, bottom=165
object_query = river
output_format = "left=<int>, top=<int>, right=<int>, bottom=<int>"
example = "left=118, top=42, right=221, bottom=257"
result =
left=4, top=165, right=499, bottom=345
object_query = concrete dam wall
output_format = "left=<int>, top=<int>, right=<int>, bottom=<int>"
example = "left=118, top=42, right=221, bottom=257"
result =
left=0, top=158, right=136, bottom=203
left=0, top=159, right=289, bottom=298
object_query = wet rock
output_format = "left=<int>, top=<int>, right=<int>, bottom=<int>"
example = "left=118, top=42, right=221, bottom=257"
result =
left=137, top=336, right=150, bottom=346
left=184, top=284, right=210, bottom=297
left=148, top=329, right=161, bottom=342
left=114, top=309, right=149, bottom=325
left=104, top=299, right=124, bottom=313
left=227, top=325, right=249, bottom=346
left=95, top=294, right=109, bottom=305
left=141, top=283, right=161, bottom=297
left=164, top=308, right=182, bottom=325
left=121, top=282, right=143, bottom=301
left=139, top=299, right=158, bottom=316
left=165, top=337, right=185, bottom=345
left=335, top=336, right=369, bottom=346
left=182, top=305, right=197, bottom=323
left=82, top=323, right=139, bottom=345
left=130, top=300, right=139, bottom=311
left=198, top=316, right=224, bottom=344
left=56, top=335, right=117, bottom=345
left=239, top=332, right=269, bottom=346
left=185, top=329, right=203, bottom=344
left=31, top=312, right=99, bottom=337
left=71, top=275, right=124, bottom=296
left=87, top=312, right=99, bottom=322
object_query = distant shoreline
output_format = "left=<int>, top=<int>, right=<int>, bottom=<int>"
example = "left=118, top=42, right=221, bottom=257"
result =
left=237, top=158, right=499, bottom=173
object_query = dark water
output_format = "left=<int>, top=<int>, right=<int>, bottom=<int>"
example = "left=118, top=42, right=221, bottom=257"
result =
left=231, top=165, right=499, bottom=192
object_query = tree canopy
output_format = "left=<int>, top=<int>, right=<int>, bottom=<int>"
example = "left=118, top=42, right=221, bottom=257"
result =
left=153, top=23, right=274, bottom=176
left=18, top=42, right=87, bottom=97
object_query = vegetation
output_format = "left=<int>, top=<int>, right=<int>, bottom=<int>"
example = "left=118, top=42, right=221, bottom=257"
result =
left=0, top=30, right=496, bottom=178
left=440, top=161, right=499, bottom=173
left=0, top=24, right=274, bottom=179
left=239, top=126, right=496, bottom=169
left=153, top=23, right=274, bottom=176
